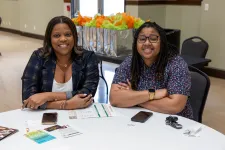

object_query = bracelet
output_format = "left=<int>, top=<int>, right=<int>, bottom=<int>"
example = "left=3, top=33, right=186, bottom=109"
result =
left=62, top=100, right=66, bottom=109
left=60, top=100, right=67, bottom=110
left=60, top=101, right=64, bottom=109
left=59, top=101, right=63, bottom=110
left=63, top=101, right=67, bottom=110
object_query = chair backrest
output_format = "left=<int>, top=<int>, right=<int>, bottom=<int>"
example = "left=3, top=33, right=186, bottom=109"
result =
left=181, top=36, right=209, bottom=58
left=188, top=66, right=210, bottom=123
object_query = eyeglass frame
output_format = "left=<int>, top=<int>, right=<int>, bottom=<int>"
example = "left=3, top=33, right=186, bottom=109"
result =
left=137, top=34, right=160, bottom=44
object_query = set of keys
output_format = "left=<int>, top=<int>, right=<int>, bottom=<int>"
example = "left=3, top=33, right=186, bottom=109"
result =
left=165, top=116, right=183, bottom=129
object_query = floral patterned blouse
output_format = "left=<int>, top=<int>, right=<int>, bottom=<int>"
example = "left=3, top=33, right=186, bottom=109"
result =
left=112, top=55, right=193, bottom=119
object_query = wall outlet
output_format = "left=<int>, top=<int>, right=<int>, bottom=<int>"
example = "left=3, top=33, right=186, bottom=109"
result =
left=205, top=3, right=209, bottom=11
left=5, top=21, right=8, bottom=25
left=33, top=25, right=36, bottom=30
left=9, top=21, right=11, bottom=26
left=24, top=24, right=27, bottom=28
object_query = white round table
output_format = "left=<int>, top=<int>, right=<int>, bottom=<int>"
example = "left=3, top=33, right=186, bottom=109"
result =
left=0, top=106, right=225, bottom=150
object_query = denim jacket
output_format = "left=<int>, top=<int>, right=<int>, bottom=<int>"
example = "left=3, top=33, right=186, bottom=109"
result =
left=21, top=48, right=99, bottom=109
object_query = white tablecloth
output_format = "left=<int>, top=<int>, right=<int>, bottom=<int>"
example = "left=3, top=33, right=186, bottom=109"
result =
left=0, top=106, right=225, bottom=150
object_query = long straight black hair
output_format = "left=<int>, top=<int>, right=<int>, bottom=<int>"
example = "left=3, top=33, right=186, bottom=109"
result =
left=41, top=16, right=82, bottom=59
left=131, top=22, right=178, bottom=90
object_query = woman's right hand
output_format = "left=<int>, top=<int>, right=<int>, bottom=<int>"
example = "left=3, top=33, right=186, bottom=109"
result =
left=66, top=93, right=93, bottom=109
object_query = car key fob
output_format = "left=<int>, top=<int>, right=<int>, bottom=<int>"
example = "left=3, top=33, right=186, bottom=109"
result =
left=171, top=122, right=183, bottom=129
left=165, top=116, right=182, bottom=129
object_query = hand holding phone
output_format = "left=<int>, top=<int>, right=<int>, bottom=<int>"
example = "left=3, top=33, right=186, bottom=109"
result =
left=131, top=111, right=153, bottom=123
left=42, top=112, right=58, bottom=125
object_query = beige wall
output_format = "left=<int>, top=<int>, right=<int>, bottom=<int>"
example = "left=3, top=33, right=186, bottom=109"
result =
left=199, top=0, right=225, bottom=70
left=126, top=5, right=139, bottom=18
left=0, top=0, right=64, bottom=35
left=126, top=4, right=201, bottom=43
left=0, top=0, right=20, bottom=30
left=138, top=5, right=166, bottom=27
left=165, top=5, right=201, bottom=47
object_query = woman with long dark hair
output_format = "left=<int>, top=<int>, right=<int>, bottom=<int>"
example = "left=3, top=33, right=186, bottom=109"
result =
left=110, top=22, right=193, bottom=119
left=22, top=16, right=99, bottom=110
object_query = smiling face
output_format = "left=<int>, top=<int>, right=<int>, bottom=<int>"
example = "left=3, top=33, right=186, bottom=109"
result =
left=137, top=27, right=161, bottom=64
left=51, top=23, right=75, bottom=56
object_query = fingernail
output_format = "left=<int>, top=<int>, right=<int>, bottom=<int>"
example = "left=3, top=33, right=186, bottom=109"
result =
left=84, top=94, right=87, bottom=96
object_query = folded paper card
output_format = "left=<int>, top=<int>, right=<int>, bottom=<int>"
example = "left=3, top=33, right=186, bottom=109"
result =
left=69, top=103, right=116, bottom=119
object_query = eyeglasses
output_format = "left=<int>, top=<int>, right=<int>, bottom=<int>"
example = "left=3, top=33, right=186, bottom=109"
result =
left=137, top=34, right=159, bottom=43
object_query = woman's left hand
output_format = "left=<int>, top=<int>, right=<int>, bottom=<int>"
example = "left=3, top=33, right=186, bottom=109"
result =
left=118, top=79, right=132, bottom=90
left=22, top=93, right=48, bottom=109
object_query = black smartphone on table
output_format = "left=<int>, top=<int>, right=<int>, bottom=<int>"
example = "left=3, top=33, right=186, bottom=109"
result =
left=131, top=111, right=153, bottom=123
left=42, top=112, right=58, bottom=125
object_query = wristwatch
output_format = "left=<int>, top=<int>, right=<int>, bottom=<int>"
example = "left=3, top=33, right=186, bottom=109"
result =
left=148, top=89, right=155, bottom=101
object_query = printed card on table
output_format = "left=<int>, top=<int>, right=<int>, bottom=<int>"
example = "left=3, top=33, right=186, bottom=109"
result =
left=59, top=126, right=82, bottom=138
left=69, top=103, right=117, bottom=119
left=0, top=126, right=18, bottom=141
left=25, top=130, right=56, bottom=144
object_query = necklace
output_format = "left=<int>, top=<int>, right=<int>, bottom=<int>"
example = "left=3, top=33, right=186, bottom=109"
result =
left=56, top=60, right=72, bottom=68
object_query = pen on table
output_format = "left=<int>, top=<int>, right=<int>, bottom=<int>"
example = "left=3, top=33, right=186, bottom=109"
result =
left=94, top=105, right=101, bottom=117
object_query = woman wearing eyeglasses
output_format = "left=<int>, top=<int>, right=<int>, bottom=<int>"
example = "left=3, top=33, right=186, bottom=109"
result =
left=109, top=22, right=193, bottom=119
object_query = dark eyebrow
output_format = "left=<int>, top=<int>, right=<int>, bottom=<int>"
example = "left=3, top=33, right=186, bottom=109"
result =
left=52, top=31, right=60, bottom=34
left=138, top=34, right=159, bottom=37
left=52, top=29, right=72, bottom=33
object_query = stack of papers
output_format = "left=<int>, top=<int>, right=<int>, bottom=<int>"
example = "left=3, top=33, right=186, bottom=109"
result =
left=69, top=103, right=116, bottom=119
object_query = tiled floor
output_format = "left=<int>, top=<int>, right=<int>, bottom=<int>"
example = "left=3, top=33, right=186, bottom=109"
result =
left=0, top=31, right=225, bottom=134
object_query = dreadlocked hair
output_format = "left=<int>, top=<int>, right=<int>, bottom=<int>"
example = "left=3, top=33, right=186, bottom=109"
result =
left=131, top=22, right=178, bottom=90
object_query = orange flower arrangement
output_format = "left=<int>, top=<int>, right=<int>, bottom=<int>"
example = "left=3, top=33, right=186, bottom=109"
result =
left=72, top=12, right=146, bottom=30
